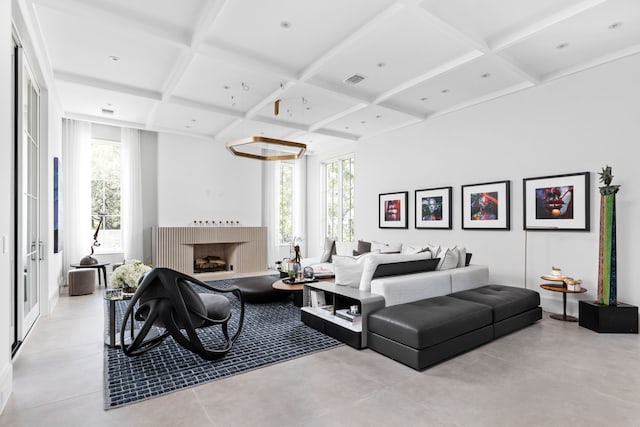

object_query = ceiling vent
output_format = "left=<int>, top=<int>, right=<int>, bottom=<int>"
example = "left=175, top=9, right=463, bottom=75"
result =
left=101, top=108, right=114, bottom=115
left=344, top=74, right=365, bottom=85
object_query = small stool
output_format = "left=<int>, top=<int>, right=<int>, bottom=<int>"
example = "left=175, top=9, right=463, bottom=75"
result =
left=68, top=269, right=96, bottom=296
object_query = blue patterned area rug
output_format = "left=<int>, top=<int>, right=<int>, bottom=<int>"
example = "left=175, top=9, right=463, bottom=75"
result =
left=103, top=276, right=341, bottom=409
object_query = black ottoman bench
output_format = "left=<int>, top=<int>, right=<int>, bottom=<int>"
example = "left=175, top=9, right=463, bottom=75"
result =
left=449, top=285, right=542, bottom=338
left=367, top=296, right=494, bottom=370
left=234, top=275, right=290, bottom=304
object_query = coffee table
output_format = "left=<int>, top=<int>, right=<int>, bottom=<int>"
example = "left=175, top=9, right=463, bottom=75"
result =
left=272, top=278, right=306, bottom=306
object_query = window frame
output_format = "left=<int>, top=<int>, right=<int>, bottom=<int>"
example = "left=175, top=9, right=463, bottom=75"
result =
left=90, top=137, right=122, bottom=253
left=322, top=154, right=355, bottom=242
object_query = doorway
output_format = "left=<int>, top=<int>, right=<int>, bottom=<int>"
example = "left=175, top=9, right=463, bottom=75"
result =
left=12, top=43, right=41, bottom=354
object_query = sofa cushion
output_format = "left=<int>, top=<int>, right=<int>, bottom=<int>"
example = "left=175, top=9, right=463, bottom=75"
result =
left=436, top=247, right=459, bottom=270
left=372, top=258, right=439, bottom=279
left=449, top=285, right=540, bottom=322
left=359, top=252, right=432, bottom=291
left=332, top=254, right=367, bottom=287
left=371, top=240, right=402, bottom=254
left=335, top=241, right=358, bottom=256
left=353, top=240, right=372, bottom=256
left=368, top=296, right=493, bottom=349
left=319, top=237, right=335, bottom=263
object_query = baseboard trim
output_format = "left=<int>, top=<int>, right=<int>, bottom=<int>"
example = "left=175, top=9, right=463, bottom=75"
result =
left=0, top=361, right=12, bottom=415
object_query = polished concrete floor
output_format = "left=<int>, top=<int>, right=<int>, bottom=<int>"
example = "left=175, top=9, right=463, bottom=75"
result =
left=1, top=287, right=639, bottom=427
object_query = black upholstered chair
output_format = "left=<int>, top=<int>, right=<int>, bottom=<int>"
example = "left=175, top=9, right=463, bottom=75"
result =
left=120, top=267, right=244, bottom=360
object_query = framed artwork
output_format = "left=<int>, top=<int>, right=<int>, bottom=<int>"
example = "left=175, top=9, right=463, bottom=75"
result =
left=379, top=191, right=408, bottom=229
left=415, top=186, right=452, bottom=229
left=523, top=172, right=590, bottom=231
left=461, top=180, right=511, bottom=230
left=53, top=157, right=63, bottom=253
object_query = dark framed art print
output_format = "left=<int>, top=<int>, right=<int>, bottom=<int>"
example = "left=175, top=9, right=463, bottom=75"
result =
left=461, top=180, right=510, bottom=230
left=379, top=191, right=408, bottom=229
left=415, top=186, right=452, bottom=229
left=523, top=172, right=590, bottom=231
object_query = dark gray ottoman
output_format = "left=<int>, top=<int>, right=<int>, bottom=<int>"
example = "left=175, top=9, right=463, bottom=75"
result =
left=234, top=275, right=290, bottom=304
left=367, top=296, right=493, bottom=370
left=449, top=285, right=542, bottom=338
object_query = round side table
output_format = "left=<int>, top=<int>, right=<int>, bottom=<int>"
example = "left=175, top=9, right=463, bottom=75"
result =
left=540, top=283, right=587, bottom=321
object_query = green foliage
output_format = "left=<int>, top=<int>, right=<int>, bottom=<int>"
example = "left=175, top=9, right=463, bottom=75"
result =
left=91, top=140, right=121, bottom=231
left=325, top=156, right=354, bottom=241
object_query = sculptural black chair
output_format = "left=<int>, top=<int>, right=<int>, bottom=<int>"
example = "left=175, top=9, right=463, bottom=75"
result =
left=120, top=267, right=245, bottom=360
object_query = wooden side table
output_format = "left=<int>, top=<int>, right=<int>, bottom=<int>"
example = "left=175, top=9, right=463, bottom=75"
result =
left=272, top=278, right=305, bottom=306
left=540, top=283, right=587, bottom=321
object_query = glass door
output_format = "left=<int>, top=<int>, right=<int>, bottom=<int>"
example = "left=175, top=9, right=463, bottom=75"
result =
left=15, top=47, right=41, bottom=345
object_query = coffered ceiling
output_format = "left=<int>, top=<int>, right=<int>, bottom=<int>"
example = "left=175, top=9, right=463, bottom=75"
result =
left=20, top=0, right=640, bottom=151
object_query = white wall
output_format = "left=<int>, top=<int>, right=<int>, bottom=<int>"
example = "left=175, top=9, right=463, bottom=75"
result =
left=140, top=131, right=158, bottom=265
left=0, top=0, right=13, bottom=413
left=157, top=133, right=263, bottom=227
left=307, top=54, right=640, bottom=316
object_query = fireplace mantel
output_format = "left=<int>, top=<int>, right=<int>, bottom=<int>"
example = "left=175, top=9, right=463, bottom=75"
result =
left=151, top=226, right=267, bottom=275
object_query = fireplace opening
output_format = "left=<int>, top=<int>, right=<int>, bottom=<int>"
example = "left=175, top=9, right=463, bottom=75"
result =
left=192, top=242, right=240, bottom=274
left=194, top=255, right=227, bottom=273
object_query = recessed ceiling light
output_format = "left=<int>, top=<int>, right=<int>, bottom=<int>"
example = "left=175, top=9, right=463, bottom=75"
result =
left=101, top=108, right=114, bottom=115
left=481, top=73, right=491, bottom=78
left=556, top=42, right=569, bottom=50
left=280, top=21, right=291, bottom=29
left=361, top=121, right=366, bottom=124
left=377, top=62, right=386, bottom=68
left=441, top=89, right=449, bottom=94
left=608, top=22, right=623, bottom=30
left=223, top=85, right=230, bottom=90
left=420, top=97, right=428, bottom=101
left=376, top=115, right=381, bottom=119
left=306, top=107, right=311, bottom=110
left=185, top=125, right=191, bottom=129
left=108, top=55, right=120, bottom=62
left=345, top=126, right=350, bottom=130
left=191, top=119, right=196, bottom=122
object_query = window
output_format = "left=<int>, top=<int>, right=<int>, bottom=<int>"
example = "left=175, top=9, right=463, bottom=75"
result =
left=90, top=139, right=122, bottom=252
left=277, top=161, right=294, bottom=245
left=324, top=155, right=355, bottom=241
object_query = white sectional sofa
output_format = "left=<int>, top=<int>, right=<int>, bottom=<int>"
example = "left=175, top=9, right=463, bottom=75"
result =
left=369, top=265, right=489, bottom=306
left=302, top=239, right=489, bottom=308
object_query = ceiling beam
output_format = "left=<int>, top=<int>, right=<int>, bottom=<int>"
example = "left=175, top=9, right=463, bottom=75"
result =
left=32, top=0, right=191, bottom=48
left=490, top=0, right=607, bottom=51
left=54, top=70, right=163, bottom=100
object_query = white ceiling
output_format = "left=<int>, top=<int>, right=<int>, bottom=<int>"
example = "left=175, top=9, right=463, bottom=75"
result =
left=21, top=0, right=640, bottom=151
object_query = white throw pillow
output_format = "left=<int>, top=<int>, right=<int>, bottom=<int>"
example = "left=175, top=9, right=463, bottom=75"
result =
left=371, top=240, right=402, bottom=254
left=333, top=254, right=368, bottom=287
left=319, top=237, right=335, bottom=263
left=401, top=244, right=427, bottom=255
left=335, top=241, right=358, bottom=256
left=426, top=243, right=441, bottom=258
left=437, top=247, right=459, bottom=271
left=456, top=246, right=467, bottom=268
left=359, top=251, right=432, bottom=291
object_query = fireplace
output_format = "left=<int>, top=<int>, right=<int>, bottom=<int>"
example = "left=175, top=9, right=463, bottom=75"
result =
left=152, top=226, right=267, bottom=276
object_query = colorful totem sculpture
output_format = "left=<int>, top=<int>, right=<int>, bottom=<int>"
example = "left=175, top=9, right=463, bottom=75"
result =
left=597, top=166, right=620, bottom=306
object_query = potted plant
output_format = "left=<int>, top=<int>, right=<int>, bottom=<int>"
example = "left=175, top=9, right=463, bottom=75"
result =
left=110, top=259, right=152, bottom=294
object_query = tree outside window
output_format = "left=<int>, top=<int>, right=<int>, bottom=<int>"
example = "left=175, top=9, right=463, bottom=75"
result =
left=277, top=161, right=294, bottom=245
left=325, top=155, right=354, bottom=241
left=90, top=139, right=122, bottom=252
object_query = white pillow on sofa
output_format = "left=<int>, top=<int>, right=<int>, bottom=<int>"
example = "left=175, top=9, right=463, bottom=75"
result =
left=401, top=244, right=427, bottom=254
left=456, top=246, right=467, bottom=268
left=359, top=251, right=433, bottom=291
left=371, top=241, right=403, bottom=254
left=333, top=254, right=368, bottom=287
left=437, top=247, right=459, bottom=271
left=335, top=241, right=358, bottom=256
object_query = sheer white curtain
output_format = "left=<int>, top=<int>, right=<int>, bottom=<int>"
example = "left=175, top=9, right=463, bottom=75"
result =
left=293, top=157, right=307, bottom=257
left=61, top=119, right=92, bottom=276
left=262, top=160, right=278, bottom=268
left=121, top=127, right=143, bottom=261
